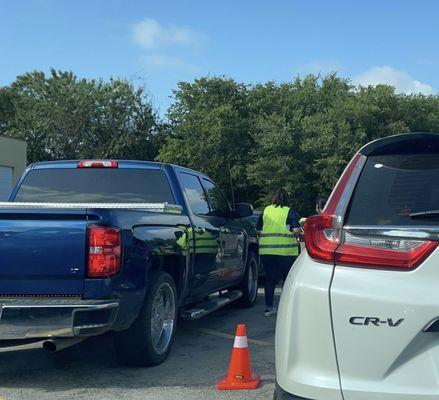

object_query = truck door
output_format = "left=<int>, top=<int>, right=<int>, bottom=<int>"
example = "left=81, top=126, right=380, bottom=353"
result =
left=201, top=179, right=245, bottom=285
left=178, top=173, right=223, bottom=296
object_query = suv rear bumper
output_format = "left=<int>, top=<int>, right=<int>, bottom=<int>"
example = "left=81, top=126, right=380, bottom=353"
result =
left=274, top=382, right=311, bottom=399
left=0, top=298, right=119, bottom=340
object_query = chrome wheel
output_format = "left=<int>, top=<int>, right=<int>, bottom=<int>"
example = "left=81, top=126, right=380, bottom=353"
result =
left=248, top=258, right=258, bottom=302
left=150, top=282, right=176, bottom=355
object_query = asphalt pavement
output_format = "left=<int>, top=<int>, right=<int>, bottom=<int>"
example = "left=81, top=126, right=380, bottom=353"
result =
left=0, top=290, right=278, bottom=400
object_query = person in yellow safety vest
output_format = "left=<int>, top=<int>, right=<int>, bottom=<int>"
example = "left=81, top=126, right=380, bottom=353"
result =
left=256, top=188, right=301, bottom=317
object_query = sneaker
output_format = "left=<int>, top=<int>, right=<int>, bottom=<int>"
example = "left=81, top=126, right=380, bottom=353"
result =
left=264, top=308, right=277, bottom=317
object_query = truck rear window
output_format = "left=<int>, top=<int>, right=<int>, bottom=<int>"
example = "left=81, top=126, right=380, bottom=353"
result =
left=14, top=169, right=175, bottom=203
left=346, top=153, right=439, bottom=227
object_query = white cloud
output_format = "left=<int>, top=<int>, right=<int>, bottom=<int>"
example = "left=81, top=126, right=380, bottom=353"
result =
left=353, top=66, right=435, bottom=95
left=132, top=18, right=204, bottom=50
left=142, top=53, right=201, bottom=73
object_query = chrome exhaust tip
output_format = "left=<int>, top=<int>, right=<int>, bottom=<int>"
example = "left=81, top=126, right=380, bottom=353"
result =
left=42, top=337, right=85, bottom=353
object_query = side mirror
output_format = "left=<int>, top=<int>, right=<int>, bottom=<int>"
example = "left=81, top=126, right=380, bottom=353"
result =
left=235, top=203, right=253, bottom=218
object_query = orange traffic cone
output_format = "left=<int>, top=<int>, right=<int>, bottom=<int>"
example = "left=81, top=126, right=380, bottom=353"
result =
left=216, top=324, right=261, bottom=390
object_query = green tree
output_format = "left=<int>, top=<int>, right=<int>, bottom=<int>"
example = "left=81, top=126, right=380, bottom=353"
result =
left=157, top=77, right=256, bottom=203
left=158, top=74, right=439, bottom=215
left=247, top=74, right=356, bottom=212
left=3, top=69, right=162, bottom=163
left=4, top=70, right=439, bottom=216
left=0, top=87, right=15, bottom=135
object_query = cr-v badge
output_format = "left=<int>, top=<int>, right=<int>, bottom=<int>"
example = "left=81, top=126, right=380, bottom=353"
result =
left=349, top=317, right=404, bottom=327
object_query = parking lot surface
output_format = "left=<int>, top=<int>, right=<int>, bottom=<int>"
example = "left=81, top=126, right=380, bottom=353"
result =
left=0, top=291, right=276, bottom=400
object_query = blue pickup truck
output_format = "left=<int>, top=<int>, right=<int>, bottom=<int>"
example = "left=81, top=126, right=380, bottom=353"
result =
left=0, top=160, right=258, bottom=366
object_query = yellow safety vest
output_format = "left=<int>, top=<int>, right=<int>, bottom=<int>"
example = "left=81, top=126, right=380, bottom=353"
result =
left=259, top=205, right=299, bottom=256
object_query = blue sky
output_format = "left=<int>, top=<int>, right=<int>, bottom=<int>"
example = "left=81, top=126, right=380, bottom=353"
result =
left=1, top=0, right=439, bottom=114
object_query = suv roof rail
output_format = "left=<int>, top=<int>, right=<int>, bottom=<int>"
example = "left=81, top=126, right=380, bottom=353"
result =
left=360, top=132, right=439, bottom=156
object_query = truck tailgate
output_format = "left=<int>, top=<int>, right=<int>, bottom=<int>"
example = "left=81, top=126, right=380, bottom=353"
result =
left=0, top=210, right=88, bottom=296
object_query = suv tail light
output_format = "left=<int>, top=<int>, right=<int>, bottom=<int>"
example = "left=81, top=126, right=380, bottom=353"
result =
left=87, top=226, right=121, bottom=278
left=304, top=153, right=364, bottom=263
left=336, top=232, right=437, bottom=269
left=304, top=214, right=339, bottom=262
left=304, top=152, right=438, bottom=269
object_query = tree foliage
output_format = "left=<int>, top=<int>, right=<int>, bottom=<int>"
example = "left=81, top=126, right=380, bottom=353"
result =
left=2, top=70, right=439, bottom=215
left=159, top=74, right=439, bottom=214
left=157, top=77, right=255, bottom=202
left=1, top=69, right=162, bottom=163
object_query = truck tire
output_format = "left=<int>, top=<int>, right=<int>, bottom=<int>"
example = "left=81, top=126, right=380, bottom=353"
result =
left=237, top=251, right=259, bottom=308
left=115, top=271, right=177, bottom=366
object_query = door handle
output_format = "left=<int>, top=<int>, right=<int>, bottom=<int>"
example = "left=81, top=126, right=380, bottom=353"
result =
left=194, top=226, right=206, bottom=234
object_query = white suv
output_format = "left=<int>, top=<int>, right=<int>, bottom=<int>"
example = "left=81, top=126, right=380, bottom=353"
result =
left=275, top=133, right=439, bottom=400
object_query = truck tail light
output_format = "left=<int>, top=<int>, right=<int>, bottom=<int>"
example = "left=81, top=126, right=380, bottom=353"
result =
left=304, top=152, right=438, bottom=269
left=78, top=160, right=118, bottom=168
left=87, top=226, right=121, bottom=278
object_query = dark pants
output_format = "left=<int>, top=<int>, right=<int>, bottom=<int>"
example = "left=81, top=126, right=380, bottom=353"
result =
left=261, top=255, right=297, bottom=309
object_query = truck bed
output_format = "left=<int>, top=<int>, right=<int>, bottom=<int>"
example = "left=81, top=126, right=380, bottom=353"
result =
left=0, top=202, right=183, bottom=296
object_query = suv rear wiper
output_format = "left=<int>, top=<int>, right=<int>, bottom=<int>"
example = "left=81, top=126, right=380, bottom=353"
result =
left=409, top=210, right=439, bottom=219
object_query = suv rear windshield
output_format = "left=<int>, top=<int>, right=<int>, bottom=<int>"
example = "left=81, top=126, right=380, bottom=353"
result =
left=14, top=168, right=174, bottom=203
left=346, top=153, right=439, bottom=227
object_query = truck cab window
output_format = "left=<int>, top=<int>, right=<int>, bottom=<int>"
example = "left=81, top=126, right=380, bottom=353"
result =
left=179, top=173, right=210, bottom=215
left=202, top=179, right=231, bottom=217
left=14, top=168, right=174, bottom=203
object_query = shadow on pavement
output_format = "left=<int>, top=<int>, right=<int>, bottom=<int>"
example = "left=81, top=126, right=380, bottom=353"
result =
left=0, top=293, right=277, bottom=395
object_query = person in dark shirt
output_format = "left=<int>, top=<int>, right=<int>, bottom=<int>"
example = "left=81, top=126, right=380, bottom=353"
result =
left=315, top=195, right=327, bottom=215
left=298, top=195, right=328, bottom=240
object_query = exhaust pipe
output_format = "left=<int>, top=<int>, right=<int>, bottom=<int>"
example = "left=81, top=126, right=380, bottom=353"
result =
left=42, top=337, right=86, bottom=353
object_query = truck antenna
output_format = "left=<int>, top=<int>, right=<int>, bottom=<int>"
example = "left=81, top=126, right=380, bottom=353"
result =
left=227, top=157, right=236, bottom=210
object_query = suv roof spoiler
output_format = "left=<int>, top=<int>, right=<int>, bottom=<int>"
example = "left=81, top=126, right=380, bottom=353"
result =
left=360, top=132, right=439, bottom=156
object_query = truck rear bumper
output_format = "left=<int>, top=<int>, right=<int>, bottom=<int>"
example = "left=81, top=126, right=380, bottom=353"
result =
left=0, top=298, right=119, bottom=340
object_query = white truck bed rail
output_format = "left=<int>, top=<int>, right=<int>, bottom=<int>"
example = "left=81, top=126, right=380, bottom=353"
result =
left=0, top=202, right=182, bottom=214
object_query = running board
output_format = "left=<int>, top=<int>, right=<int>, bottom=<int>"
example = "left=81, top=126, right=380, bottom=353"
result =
left=180, top=290, right=243, bottom=320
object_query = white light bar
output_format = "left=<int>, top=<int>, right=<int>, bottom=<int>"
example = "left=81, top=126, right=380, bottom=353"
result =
left=344, top=231, right=422, bottom=251
left=0, top=202, right=182, bottom=214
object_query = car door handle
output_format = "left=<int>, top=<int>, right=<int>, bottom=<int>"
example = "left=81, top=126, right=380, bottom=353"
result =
left=194, top=226, right=206, bottom=234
